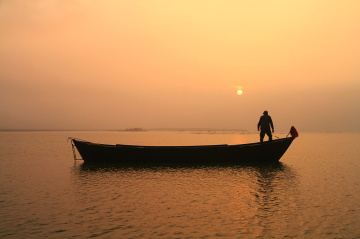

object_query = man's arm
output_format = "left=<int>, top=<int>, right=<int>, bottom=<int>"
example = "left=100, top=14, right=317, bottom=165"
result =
left=269, top=117, right=274, bottom=132
left=257, top=118, right=261, bottom=131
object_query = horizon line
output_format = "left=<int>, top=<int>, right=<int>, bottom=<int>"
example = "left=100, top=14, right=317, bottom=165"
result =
left=0, top=128, right=354, bottom=134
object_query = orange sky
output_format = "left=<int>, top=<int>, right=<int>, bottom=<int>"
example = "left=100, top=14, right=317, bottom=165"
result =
left=0, top=0, right=359, bottom=132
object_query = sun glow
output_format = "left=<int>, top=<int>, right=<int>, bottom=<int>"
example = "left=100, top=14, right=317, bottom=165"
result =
left=237, top=90, right=243, bottom=95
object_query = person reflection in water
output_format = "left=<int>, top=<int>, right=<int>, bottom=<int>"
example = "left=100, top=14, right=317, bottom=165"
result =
left=257, top=110, right=274, bottom=143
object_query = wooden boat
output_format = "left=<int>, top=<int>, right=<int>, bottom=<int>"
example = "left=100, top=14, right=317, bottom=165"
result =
left=69, top=131, right=297, bottom=164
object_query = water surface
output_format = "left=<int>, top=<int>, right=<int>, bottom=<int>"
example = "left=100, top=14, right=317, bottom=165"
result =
left=0, top=131, right=359, bottom=238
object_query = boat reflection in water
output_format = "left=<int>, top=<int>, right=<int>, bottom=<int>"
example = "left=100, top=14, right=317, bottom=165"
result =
left=71, top=161, right=298, bottom=238
left=229, top=163, right=299, bottom=237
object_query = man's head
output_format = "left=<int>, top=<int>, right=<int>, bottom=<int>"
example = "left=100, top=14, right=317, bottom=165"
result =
left=263, top=111, right=268, bottom=115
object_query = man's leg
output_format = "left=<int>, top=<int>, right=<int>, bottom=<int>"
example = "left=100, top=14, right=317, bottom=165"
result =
left=260, top=130, right=265, bottom=142
left=266, top=129, right=272, bottom=141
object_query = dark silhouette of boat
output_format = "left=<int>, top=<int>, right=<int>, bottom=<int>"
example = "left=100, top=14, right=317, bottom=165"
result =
left=69, top=134, right=297, bottom=164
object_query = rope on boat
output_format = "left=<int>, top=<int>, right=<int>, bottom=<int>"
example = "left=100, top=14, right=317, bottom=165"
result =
left=68, top=137, right=82, bottom=161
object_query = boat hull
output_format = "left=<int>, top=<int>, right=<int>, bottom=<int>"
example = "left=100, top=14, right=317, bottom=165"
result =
left=70, top=137, right=295, bottom=164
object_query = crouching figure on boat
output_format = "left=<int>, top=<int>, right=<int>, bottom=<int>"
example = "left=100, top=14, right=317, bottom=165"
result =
left=258, top=110, right=274, bottom=143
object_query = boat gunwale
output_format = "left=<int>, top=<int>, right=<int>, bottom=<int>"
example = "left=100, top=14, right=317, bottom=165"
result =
left=70, top=137, right=294, bottom=149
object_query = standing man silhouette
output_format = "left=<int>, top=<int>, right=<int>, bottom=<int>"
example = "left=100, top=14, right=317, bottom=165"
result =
left=257, top=111, right=274, bottom=142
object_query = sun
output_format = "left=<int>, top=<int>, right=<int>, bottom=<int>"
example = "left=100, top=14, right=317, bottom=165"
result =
left=237, top=90, right=243, bottom=95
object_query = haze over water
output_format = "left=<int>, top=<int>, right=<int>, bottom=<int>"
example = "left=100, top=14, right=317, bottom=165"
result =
left=0, top=131, right=359, bottom=238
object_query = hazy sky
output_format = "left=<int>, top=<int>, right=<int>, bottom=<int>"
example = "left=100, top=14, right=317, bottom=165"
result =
left=1, top=0, right=359, bottom=132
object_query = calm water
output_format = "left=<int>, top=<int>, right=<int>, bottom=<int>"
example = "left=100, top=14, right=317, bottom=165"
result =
left=0, top=131, right=359, bottom=238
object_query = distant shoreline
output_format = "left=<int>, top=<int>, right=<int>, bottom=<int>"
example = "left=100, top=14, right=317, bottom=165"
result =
left=0, top=128, right=250, bottom=133
left=0, top=129, right=352, bottom=133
